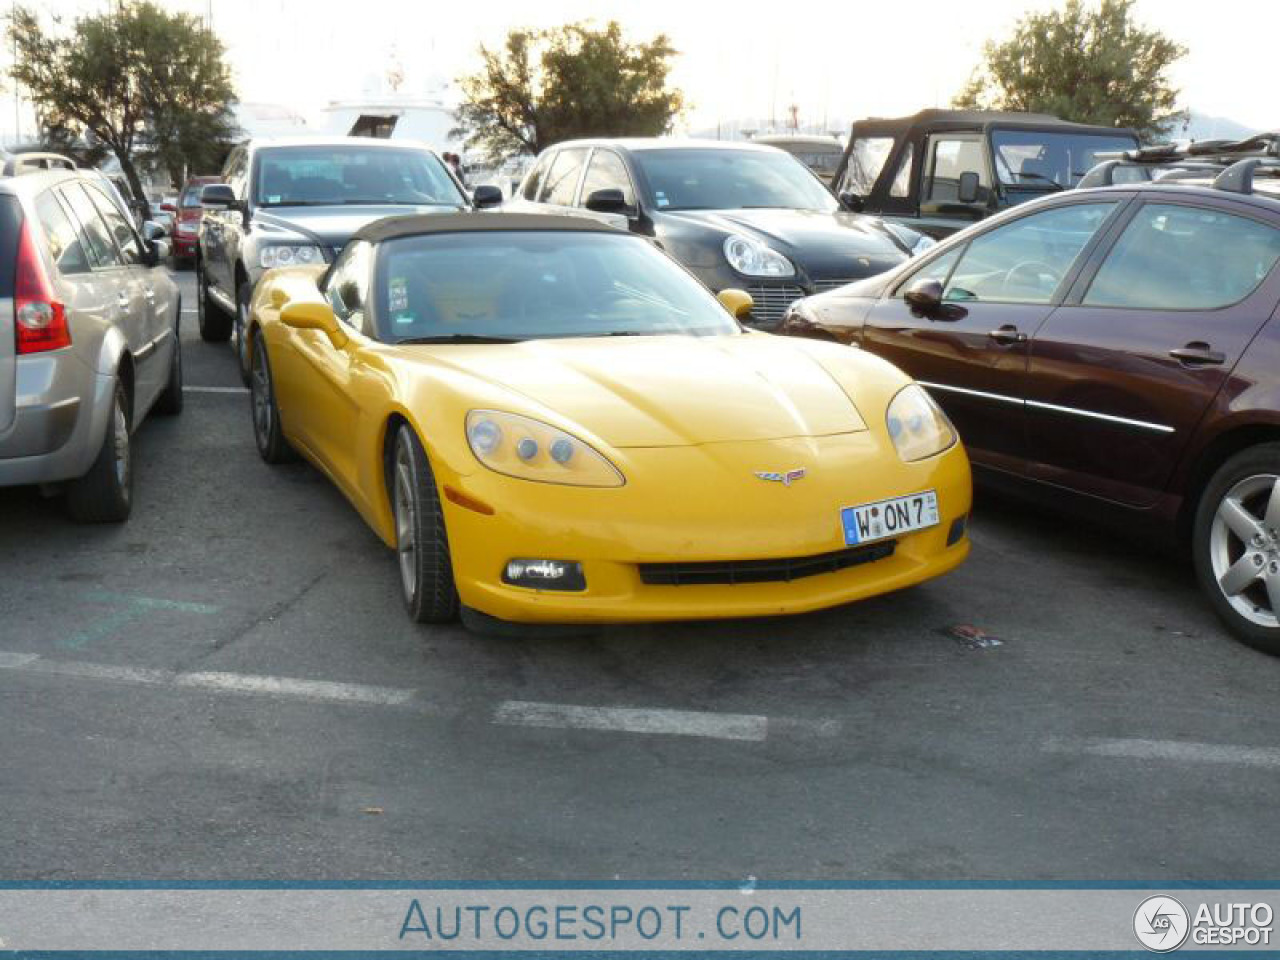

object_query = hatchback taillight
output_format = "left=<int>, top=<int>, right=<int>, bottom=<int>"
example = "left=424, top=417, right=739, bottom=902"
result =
left=14, top=220, right=69, bottom=354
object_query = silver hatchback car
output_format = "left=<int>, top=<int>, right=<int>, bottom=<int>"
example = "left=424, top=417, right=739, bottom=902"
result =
left=0, top=160, right=181, bottom=522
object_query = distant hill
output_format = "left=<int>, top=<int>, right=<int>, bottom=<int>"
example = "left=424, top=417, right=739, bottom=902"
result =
left=1174, top=111, right=1264, bottom=143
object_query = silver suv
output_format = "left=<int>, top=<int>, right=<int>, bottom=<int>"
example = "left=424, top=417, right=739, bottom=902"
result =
left=0, top=161, right=181, bottom=522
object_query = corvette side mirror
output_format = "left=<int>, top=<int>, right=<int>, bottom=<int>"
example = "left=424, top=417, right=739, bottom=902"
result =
left=717, top=288, right=754, bottom=321
left=281, top=300, right=348, bottom=349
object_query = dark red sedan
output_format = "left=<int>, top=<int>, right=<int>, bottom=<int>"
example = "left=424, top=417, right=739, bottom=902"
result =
left=171, top=175, right=220, bottom=266
left=781, top=140, right=1280, bottom=654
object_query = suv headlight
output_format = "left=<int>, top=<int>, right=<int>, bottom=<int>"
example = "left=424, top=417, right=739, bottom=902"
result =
left=723, top=233, right=794, bottom=278
left=259, top=244, right=326, bottom=269
left=465, top=410, right=624, bottom=487
left=886, top=384, right=957, bottom=461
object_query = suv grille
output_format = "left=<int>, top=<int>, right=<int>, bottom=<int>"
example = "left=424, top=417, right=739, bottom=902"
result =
left=813, top=279, right=856, bottom=293
left=745, top=283, right=805, bottom=328
left=638, top=540, right=896, bottom=586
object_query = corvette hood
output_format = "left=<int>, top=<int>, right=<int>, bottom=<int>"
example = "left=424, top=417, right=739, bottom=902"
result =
left=666, top=208, right=909, bottom=277
left=254, top=204, right=467, bottom=248
left=417, top=335, right=868, bottom=447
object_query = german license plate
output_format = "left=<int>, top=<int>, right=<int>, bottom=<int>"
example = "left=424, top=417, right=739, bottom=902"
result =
left=842, top=491, right=939, bottom=546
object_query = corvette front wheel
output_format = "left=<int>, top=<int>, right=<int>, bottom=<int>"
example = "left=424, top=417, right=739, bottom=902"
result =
left=391, top=426, right=460, bottom=624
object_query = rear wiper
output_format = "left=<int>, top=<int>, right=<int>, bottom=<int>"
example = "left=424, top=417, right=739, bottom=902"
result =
left=395, top=334, right=522, bottom=345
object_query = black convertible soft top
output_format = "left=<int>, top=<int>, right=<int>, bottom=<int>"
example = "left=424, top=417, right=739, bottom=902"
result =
left=354, top=212, right=623, bottom=245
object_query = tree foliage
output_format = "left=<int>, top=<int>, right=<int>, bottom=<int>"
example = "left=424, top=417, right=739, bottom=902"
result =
left=10, top=1, right=237, bottom=215
left=454, top=21, right=684, bottom=162
left=954, top=0, right=1187, bottom=141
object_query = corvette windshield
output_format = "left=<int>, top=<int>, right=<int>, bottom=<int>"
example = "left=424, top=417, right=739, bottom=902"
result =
left=254, top=146, right=466, bottom=207
left=375, top=231, right=742, bottom=342
left=632, top=148, right=838, bottom=212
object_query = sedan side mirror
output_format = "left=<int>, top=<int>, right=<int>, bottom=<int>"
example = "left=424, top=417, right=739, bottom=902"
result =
left=141, top=220, right=167, bottom=241
left=280, top=300, right=348, bottom=349
left=957, top=171, right=981, bottom=205
left=717, top=288, right=754, bottom=321
left=472, top=184, right=503, bottom=209
left=201, top=183, right=236, bottom=210
left=585, top=188, right=632, bottom=216
left=838, top=191, right=864, bottom=212
left=904, top=278, right=944, bottom=315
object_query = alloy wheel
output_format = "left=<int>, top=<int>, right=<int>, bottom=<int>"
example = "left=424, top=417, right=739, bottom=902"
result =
left=112, top=398, right=130, bottom=489
left=251, top=344, right=271, bottom=449
left=1209, top=473, right=1280, bottom=628
left=393, top=441, right=418, bottom=603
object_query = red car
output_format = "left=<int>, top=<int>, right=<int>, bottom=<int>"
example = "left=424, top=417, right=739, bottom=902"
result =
left=780, top=136, right=1280, bottom=654
left=172, top=175, right=220, bottom=266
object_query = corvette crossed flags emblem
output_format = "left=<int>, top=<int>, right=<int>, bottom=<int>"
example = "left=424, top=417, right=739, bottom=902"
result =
left=754, top=468, right=807, bottom=486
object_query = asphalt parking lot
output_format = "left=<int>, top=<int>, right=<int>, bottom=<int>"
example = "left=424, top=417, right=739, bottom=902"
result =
left=2, top=266, right=1279, bottom=882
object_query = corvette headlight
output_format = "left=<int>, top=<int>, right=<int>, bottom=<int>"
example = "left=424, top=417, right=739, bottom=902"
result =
left=259, top=244, right=325, bottom=269
left=465, top=410, right=624, bottom=487
left=723, top=233, right=794, bottom=278
left=886, top=384, right=957, bottom=461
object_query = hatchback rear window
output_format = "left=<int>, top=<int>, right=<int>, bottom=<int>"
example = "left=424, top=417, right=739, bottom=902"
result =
left=0, top=195, right=19, bottom=298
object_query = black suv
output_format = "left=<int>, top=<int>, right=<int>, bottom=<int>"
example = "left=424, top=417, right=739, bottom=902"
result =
left=196, top=137, right=499, bottom=380
left=505, top=138, right=927, bottom=329
left=830, top=109, right=1138, bottom=239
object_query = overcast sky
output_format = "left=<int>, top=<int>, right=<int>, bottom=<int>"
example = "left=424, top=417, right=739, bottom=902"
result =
left=2, top=0, right=1274, bottom=139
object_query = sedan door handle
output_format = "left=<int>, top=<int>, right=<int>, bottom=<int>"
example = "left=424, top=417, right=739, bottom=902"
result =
left=988, top=325, right=1028, bottom=345
left=1170, top=343, right=1226, bottom=366
left=116, top=292, right=131, bottom=310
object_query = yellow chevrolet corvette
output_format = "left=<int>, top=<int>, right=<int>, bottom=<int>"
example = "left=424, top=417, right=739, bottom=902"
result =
left=246, top=213, right=971, bottom=628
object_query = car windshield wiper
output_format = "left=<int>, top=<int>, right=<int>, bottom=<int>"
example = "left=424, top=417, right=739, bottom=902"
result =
left=1008, top=172, right=1065, bottom=191
left=395, top=334, right=522, bottom=345
left=339, top=199, right=462, bottom=206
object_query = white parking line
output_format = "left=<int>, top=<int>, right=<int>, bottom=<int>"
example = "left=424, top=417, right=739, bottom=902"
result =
left=174, top=670, right=415, bottom=706
left=0, top=652, right=802, bottom=742
left=1046, top=737, right=1280, bottom=769
left=493, top=700, right=769, bottom=742
left=183, top=386, right=248, bottom=394
left=0, top=653, right=417, bottom=709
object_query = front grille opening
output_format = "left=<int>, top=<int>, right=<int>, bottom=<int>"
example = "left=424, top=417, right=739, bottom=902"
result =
left=638, top=540, right=896, bottom=586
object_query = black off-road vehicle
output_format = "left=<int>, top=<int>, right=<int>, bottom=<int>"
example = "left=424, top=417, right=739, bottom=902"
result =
left=830, top=109, right=1138, bottom=238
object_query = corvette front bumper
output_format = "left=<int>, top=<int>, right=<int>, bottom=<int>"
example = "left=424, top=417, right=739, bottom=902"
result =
left=440, top=432, right=972, bottom=624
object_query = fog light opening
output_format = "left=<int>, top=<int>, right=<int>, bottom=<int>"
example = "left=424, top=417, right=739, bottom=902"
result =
left=502, top=558, right=586, bottom=591
left=946, top=514, right=968, bottom=547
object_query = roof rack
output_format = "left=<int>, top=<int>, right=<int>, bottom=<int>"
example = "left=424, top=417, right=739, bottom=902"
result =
left=1078, top=133, right=1280, bottom=192
left=1, top=152, right=77, bottom=177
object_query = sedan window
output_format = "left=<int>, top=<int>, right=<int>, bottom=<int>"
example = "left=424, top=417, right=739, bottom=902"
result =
left=944, top=202, right=1117, bottom=304
left=540, top=148, right=588, bottom=206
left=578, top=150, right=635, bottom=209
left=1084, top=203, right=1280, bottom=311
left=35, top=191, right=90, bottom=275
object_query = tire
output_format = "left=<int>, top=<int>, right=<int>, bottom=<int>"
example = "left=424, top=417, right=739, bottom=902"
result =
left=234, top=282, right=252, bottom=386
left=1193, top=442, right=1280, bottom=655
left=196, top=258, right=232, bottom=342
left=390, top=425, right=459, bottom=623
left=249, top=333, right=295, bottom=464
left=153, top=302, right=183, bottom=417
left=66, top=380, right=132, bottom=523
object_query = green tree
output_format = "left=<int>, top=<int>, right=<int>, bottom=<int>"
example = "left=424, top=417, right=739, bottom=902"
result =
left=954, top=0, right=1187, bottom=141
left=10, top=1, right=237, bottom=217
left=454, top=21, right=684, bottom=162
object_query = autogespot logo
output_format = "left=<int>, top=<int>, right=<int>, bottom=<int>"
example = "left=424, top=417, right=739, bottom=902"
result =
left=1134, top=896, right=1191, bottom=952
